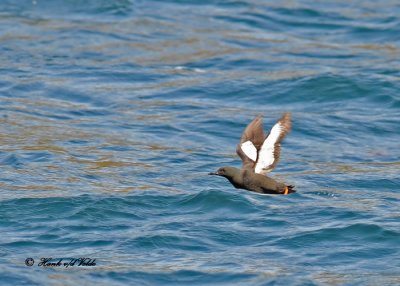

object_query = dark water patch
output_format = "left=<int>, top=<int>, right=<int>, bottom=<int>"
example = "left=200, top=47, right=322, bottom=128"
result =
left=8, top=107, right=74, bottom=121
left=3, top=238, right=114, bottom=250
left=126, top=234, right=210, bottom=252
left=8, top=81, right=46, bottom=94
left=68, top=108, right=113, bottom=117
left=0, top=153, right=25, bottom=168
left=277, top=223, right=400, bottom=249
left=349, top=25, right=400, bottom=43
left=334, top=177, right=399, bottom=191
left=2, top=0, right=135, bottom=19
left=216, top=1, right=250, bottom=9
left=0, top=273, right=40, bottom=286
left=45, top=87, right=102, bottom=105
left=91, top=269, right=257, bottom=286
left=279, top=74, right=370, bottom=104
left=273, top=7, right=345, bottom=21
left=36, top=234, right=60, bottom=241
left=176, top=190, right=260, bottom=214
left=214, top=14, right=282, bottom=33
left=244, top=10, right=347, bottom=33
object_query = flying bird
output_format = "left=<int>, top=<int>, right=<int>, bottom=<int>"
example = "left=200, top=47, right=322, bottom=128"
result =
left=209, top=113, right=295, bottom=195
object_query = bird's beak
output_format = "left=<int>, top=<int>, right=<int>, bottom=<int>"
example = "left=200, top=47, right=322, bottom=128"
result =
left=208, top=172, right=218, bottom=175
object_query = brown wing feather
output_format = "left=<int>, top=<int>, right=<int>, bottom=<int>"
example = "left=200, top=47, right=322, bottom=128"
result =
left=236, top=116, right=265, bottom=169
left=239, top=115, right=265, bottom=148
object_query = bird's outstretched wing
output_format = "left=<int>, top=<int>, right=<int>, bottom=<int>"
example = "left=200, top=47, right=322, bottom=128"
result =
left=254, top=112, right=291, bottom=174
left=236, top=116, right=265, bottom=169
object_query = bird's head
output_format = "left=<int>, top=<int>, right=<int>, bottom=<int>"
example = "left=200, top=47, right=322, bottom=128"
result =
left=208, top=166, right=238, bottom=178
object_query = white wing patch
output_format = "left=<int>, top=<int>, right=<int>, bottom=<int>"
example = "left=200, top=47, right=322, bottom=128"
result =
left=240, top=140, right=257, bottom=162
left=254, top=122, right=282, bottom=174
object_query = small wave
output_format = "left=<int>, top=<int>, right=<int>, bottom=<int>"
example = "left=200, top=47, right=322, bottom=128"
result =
left=176, top=189, right=261, bottom=214
left=277, top=223, right=399, bottom=248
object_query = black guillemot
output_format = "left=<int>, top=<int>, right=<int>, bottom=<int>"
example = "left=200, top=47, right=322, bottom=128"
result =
left=209, top=113, right=295, bottom=195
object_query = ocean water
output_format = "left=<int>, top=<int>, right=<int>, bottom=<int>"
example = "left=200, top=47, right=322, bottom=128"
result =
left=0, top=0, right=399, bottom=285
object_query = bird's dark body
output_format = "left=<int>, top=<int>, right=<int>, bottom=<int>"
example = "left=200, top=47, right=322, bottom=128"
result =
left=216, top=166, right=293, bottom=194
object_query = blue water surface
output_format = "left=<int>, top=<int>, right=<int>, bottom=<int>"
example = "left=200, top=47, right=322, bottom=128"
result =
left=0, top=0, right=399, bottom=285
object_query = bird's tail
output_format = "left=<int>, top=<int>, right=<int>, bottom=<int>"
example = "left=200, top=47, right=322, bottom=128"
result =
left=283, top=185, right=296, bottom=195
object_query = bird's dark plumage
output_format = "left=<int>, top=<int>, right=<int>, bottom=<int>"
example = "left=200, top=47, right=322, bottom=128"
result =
left=209, top=113, right=295, bottom=195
